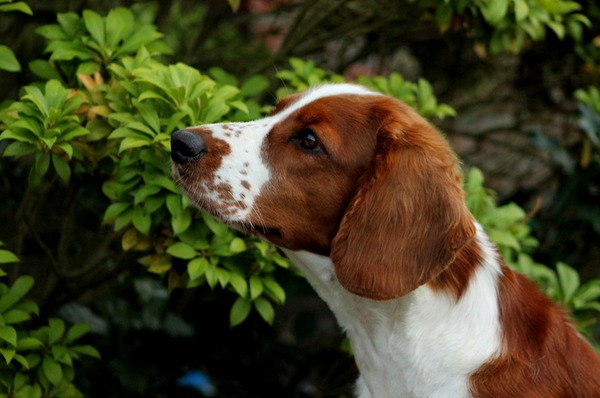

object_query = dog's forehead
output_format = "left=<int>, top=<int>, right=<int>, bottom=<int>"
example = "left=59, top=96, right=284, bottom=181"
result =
left=274, top=84, right=380, bottom=120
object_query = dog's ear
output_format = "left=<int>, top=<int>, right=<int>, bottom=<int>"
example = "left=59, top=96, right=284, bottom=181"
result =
left=330, top=100, right=476, bottom=300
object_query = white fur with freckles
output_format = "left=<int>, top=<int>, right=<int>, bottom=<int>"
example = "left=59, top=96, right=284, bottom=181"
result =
left=186, top=84, right=381, bottom=222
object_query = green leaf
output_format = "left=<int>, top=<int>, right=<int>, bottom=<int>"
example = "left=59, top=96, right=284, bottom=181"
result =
left=481, top=0, right=509, bottom=25
left=3, top=309, right=32, bottom=324
left=167, top=242, right=197, bottom=260
left=133, top=184, right=162, bottom=206
left=15, top=384, right=42, bottom=398
left=131, top=207, right=151, bottom=235
left=202, top=213, right=229, bottom=237
left=27, top=167, right=44, bottom=188
left=0, top=128, right=37, bottom=144
left=22, top=85, right=49, bottom=119
left=52, top=154, right=71, bottom=184
left=105, top=7, right=133, bottom=47
left=229, top=297, right=251, bottom=327
left=229, top=272, right=248, bottom=297
left=254, top=297, right=274, bottom=325
left=119, top=136, right=151, bottom=152
left=488, top=229, right=521, bottom=250
left=0, top=249, right=19, bottom=264
left=30, top=151, right=51, bottom=188
left=262, top=277, right=286, bottom=304
left=70, top=344, right=100, bottom=359
left=116, top=25, right=163, bottom=56
left=136, top=103, right=161, bottom=135
left=3, top=141, right=33, bottom=157
left=216, top=268, right=230, bottom=287
left=0, top=276, right=34, bottom=312
left=64, top=323, right=90, bottom=344
left=572, top=280, right=600, bottom=309
left=48, top=318, right=65, bottom=345
left=0, top=45, right=20, bottom=72
left=42, top=356, right=63, bottom=385
left=557, top=262, right=580, bottom=304
left=0, top=326, right=17, bottom=347
left=82, top=10, right=105, bottom=46
left=0, top=2, right=33, bottom=15
left=239, top=75, right=269, bottom=97
left=51, top=345, right=72, bottom=366
left=205, top=264, right=218, bottom=288
left=56, top=12, right=82, bottom=37
left=24, top=352, right=41, bottom=369
left=249, top=276, right=263, bottom=300
left=61, top=125, right=90, bottom=141
left=102, top=202, right=130, bottom=223
left=47, top=41, right=94, bottom=62
left=16, top=337, right=44, bottom=351
left=227, top=0, right=241, bottom=12
left=12, top=300, right=39, bottom=316
left=28, top=59, right=61, bottom=80
left=126, top=121, right=156, bottom=137
left=229, top=237, right=247, bottom=254
left=0, top=348, right=15, bottom=364
left=44, top=79, right=68, bottom=109
left=187, top=257, right=208, bottom=280
left=514, top=0, right=529, bottom=21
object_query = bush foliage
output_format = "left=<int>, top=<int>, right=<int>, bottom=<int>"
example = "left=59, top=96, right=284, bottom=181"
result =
left=0, top=1, right=599, bottom=395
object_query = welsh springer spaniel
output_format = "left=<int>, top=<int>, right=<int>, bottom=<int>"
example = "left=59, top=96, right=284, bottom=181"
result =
left=171, top=84, right=600, bottom=397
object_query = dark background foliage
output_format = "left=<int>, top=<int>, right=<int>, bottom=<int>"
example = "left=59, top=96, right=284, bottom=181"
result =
left=0, top=1, right=599, bottom=397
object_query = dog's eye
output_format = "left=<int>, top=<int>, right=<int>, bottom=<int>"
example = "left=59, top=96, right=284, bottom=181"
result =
left=293, top=129, right=323, bottom=153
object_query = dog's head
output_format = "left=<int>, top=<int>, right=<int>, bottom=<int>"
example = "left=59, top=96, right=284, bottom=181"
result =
left=171, top=84, right=475, bottom=299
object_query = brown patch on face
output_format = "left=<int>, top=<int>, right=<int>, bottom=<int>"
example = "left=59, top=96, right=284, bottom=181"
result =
left=241, top=180, right=251, bottom=190
left=248, top=95, right=382, bottom=254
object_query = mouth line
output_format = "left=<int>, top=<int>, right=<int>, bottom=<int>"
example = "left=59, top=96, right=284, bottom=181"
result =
left=238, top=223, right=282, bottom=240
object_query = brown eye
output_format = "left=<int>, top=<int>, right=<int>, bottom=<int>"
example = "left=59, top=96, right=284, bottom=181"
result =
left=293, top=129, right=323, bottom=153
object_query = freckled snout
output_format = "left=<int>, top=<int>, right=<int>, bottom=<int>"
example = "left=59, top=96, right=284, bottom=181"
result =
left=171, top=129, right=206, bottom=164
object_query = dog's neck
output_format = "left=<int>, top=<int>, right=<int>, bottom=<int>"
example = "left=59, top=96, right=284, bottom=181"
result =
left=282, top=225, right=503, bottom=398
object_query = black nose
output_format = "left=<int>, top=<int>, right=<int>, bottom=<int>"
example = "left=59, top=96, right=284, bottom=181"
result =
left=171, top=130, right=206, bottom=163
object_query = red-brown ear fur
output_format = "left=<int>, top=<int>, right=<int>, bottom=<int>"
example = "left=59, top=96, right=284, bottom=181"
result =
left=330, top=99, right=476, bottom=300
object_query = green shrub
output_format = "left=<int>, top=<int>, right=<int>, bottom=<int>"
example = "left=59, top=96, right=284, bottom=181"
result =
left=0, top=0, right=32, bottom=72
left=32, top=7, right=171, bottom=81
left=0, top=243, right=99, bottom=398
left=436, top=0, right=591, bottom=53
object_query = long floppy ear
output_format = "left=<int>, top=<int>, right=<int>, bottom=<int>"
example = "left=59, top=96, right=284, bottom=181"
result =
left=330, top=100, right=476, bottom=300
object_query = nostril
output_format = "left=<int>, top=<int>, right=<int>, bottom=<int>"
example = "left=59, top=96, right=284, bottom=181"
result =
left=171, top=130, right=206, bottom=164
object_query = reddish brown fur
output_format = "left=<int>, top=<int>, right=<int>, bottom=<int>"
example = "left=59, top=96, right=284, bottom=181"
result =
left=329, top=98, right=476, bottom=299
left=429, top=237, right=483, bottom=300
left=251, top=95, right=379, bottom=254
left=270, top=92, right=303, bottom=115
left=470, top=262, right=600, bottom=397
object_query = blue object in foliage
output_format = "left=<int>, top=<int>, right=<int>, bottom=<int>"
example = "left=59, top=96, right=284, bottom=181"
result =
left=177, top=370, right=217, bottom=396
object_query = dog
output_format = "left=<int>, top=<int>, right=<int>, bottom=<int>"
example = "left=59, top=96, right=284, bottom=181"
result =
left=171, top=84, right=600, bottom=397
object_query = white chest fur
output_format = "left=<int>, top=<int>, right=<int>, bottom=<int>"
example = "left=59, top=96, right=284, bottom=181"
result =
left=282, top=229, right=502, bottom=398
